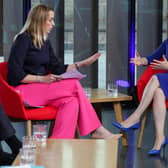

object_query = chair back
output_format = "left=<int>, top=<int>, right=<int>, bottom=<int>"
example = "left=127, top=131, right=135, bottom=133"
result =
left=0, top=62, right=27, bottom=118
left=0, top=61, right=8, bottom=80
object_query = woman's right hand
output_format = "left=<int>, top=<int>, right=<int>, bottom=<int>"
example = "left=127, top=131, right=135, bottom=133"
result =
left=40, top=74, right=62, bottom=83
left=130, top=51, right=148, bottom=66
left=22, top=74, right=62, bottom=84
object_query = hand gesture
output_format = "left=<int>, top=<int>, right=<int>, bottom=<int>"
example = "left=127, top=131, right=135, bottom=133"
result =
left=130, top=51, right=147, bottom=66
left=150, top=55, right=168, bottom=70
left=80, top=52, right=101, bottom=67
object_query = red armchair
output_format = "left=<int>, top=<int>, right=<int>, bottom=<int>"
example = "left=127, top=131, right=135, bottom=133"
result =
left=137, top=65, right=167, bottom=148
left=0, top=62, right=58, bottom=136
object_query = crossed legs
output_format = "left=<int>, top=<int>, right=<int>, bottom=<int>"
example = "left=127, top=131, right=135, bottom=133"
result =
left=120, top=75, right=167, bottom=149
left=46, top=79, right=122, bottom=139
left=15, top=79, right=122, bottom=139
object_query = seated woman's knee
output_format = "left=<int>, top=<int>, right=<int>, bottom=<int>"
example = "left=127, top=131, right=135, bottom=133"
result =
left=151, top=75, right=158, bottom=81
left=150, top=75, right=159, bottom=84
left=154, top=88, right=165, bottom=98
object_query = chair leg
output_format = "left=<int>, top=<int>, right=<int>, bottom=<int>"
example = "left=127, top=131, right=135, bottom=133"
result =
left=48, top=120, right=54, bottom=137
left=26, top=120, right=32, bottom=136
left=137, top=110, right=148, bottom=149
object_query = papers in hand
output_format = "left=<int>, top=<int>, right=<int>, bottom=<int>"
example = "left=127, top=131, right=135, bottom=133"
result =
left=60, top=69, right=86, bottom=80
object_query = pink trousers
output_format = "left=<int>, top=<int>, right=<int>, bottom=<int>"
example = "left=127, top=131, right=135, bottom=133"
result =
left=14, top=79, right=101, bottom=138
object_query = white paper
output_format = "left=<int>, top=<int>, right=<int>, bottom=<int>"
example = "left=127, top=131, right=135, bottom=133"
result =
left=60, top=69, right=86, bottom=80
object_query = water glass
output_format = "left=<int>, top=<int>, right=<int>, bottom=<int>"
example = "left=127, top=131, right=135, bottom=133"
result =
left=19, top=148, right=36, bottom=166
left=33, top=124, right=47, bottom=143
left=84, top=87, right=92, bottom=99
left=22, top=136, right=37, bottom=151
left=107, top=82, right=118, bottom=97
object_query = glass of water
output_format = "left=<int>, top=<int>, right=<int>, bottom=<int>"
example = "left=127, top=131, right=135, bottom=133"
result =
left=107, top=82, right=118, bottom=97
left=19, top=148, right=36, bottom=166
left=84, top=87, right=92, bottom=99
left=33, top=124, right=47, bottom=144
left=22, top=136, right=37, bottom=151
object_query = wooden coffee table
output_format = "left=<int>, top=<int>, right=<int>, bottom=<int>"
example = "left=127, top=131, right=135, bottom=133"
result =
left=13, top=139, right=118, bottom=168
left=89, top=89, right=132, bottom=146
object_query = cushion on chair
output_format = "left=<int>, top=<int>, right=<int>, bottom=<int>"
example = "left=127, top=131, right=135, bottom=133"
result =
left=25, top=106, right=58, bottom=120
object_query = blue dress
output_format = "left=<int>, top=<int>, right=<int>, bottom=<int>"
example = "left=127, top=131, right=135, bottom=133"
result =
left=146, top=39, right=168, bottom=99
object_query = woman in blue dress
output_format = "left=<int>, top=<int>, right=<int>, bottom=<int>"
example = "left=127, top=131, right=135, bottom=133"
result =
left=113, top=40, right=168, bottom=155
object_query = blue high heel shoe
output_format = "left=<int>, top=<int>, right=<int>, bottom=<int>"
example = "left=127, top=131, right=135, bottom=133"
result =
left=148, top=137, right=168, bottom=156
left=112, top=121, right=140, bottom=131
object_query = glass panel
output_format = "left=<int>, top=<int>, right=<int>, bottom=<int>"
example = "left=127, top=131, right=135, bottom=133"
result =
left=3, top=0, right=23, bottom=60
left=98, top=0, right=106, bottom=88
left=162, top=0, right=168, bottom=40
left=31, top=0, right=44, bottom=6
left=0, top=57, right=4, bottom=62
left=64, top=0, right=74, bottom=64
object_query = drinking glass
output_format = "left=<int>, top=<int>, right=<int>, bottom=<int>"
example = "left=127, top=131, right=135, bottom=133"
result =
left=19, top=148, right=36, bottom=166
left=84, top=87, right=92, bottom=99
left=107, top=82, right=118, bottom=97
left=33, top=124, right=47, bottom=143
left=22, top=136, right=37, bottom=151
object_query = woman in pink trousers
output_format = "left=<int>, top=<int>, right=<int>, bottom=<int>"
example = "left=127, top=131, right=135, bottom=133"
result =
left=7, top=4, right=122, bottom=139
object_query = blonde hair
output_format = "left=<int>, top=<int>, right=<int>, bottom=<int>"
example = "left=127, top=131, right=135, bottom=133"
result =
left=15, top=4, right=54, bottom=48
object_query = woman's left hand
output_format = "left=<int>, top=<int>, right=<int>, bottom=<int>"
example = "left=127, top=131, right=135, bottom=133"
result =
left=79, top=52, right=101, bottom=67
left=66, top=52, right=101, bottom=72
left=150, top=55, right=168, bottom=70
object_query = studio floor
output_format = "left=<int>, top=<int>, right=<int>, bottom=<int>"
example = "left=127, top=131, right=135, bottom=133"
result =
left=1, top=103, right=168, bottom=168
left=103, top=105, right=168, bottom=168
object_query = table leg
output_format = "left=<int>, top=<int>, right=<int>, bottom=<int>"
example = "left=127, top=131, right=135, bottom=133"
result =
left=113, top=102, right=128, bottom=146
left=26, top=120, right=32, bottom=136
left=92, top=103, right=102, bottom=122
